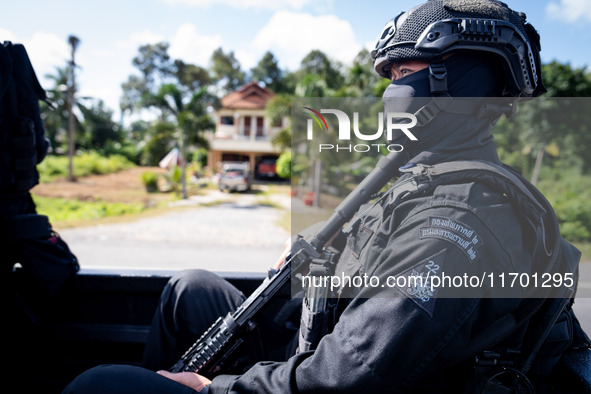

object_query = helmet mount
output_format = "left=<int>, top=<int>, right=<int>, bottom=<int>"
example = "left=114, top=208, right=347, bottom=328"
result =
left=372, top=0, right=546, bottom=98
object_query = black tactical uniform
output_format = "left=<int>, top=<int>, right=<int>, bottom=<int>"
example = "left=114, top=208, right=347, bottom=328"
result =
left=63, top=1, right=590, bottom=393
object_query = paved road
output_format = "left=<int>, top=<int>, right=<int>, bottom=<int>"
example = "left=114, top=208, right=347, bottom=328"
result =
left=573, top=263, right=591, bottom=334
left=61, top=195, right=290, bottom=273
left=59, top=191, right=591, bottom=334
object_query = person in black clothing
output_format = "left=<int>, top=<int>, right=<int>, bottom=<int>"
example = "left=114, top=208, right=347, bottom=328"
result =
left=63, top=1, right=590, bottom=393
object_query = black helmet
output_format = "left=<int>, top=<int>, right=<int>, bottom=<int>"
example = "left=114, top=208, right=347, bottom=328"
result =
left=371, top=0, right=546, bottom=97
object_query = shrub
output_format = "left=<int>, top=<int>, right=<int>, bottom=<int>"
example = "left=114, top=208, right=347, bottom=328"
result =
left=32, top=195, right=145, bottom=223
left=141, top=171, right=159, bottom=192
left=37, top=152, right=135, bottom=182
left=538, top=171, right=591, bottom=243
left=276, top=152, right=291, bottom=179
left=560, top=222, right=591, bottom=243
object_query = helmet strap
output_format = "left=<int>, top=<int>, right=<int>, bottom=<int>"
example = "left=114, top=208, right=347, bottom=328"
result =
left=428, top=59, right=449, bottom=96
left=414, top=97, right=515, bottom=127
left=412, top=59, right=453, bottom=126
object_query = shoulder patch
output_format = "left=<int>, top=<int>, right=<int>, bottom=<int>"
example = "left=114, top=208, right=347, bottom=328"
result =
left=393, top=249, right=446, bottom=317
left=419, top=216, right=483, bottom=262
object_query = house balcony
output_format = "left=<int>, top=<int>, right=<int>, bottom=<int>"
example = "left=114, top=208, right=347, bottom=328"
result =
left=210, top=137, right=277, bottom=154
left=214, top=124, right=271, bottom=140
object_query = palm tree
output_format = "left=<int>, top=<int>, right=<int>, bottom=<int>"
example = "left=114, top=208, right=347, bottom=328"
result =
left=42, top=65, right=89, bottom=155
left=146, top=84, right=214, bottom=198
left=41, top=66, right=70, bottom=152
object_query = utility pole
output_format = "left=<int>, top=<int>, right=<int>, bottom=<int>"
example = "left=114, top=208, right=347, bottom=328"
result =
left=180, top=130, right=187, bottom=199
left=313, top=159, right=321, bottom=208
left=67, top=35, right=80, bottom=182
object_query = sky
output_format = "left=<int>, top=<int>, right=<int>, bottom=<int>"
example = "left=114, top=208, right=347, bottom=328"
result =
left=1, top=0, right=590, bottom=121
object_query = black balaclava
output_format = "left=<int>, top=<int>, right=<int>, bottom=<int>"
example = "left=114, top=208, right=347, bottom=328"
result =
left=383, top=53, right=507, bottom=167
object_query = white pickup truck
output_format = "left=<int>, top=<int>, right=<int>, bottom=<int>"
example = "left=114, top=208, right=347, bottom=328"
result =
left=217, top=162, right=251, bottom=192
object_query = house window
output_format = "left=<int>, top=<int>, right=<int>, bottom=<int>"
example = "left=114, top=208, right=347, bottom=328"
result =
left=256, top=117, right=264, bottom=137
left=244, top=117, right=251, bottom=136
left=220, top=116, right=234, bottom=125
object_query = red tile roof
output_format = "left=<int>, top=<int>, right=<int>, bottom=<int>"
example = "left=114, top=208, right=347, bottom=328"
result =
left=220, top=81, right=275, bottom=110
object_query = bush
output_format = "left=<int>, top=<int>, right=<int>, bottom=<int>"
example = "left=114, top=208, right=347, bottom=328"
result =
left=140, top=123, right=176, bottom=166
left=551, top=199, right=591, bottom=242
left=171, top=166, right=182, bottom=184
left=101, top=142, right=142, bottom=164
left=560, top=222, right=591, bottom=243
left=276, top=152, right=291, bottom=179
left=141, top=171, right=159, bottom=192
left=538, top=171, right=591, bottom=243
left=33, top=195, right=145, bottom=223
left=163, top=166, right=184, bottom=194
left=37, top=152, right=135, bottom=182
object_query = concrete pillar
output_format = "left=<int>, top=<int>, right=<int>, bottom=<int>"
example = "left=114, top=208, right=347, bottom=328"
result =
left=249, top=153, right=256, bottom=180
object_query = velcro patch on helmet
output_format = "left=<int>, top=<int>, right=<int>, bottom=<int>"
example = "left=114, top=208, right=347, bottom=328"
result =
left=443, top=0, right=512, bottom=21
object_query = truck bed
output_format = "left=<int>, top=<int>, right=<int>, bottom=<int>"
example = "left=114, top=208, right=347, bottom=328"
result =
left=7, top=268, right=270, bottom=393
left=6, top=268, right=590, bottom=393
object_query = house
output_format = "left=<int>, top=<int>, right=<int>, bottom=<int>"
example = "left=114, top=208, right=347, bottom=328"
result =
left=207, top=81, right=287, bottom=179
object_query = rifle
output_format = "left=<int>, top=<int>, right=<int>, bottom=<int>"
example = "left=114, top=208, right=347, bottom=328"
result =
left=169, top=151, right=406, bottom=375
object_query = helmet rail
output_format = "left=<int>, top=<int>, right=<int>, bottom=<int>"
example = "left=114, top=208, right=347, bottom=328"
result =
left=371, top=0, right=546, bottom=97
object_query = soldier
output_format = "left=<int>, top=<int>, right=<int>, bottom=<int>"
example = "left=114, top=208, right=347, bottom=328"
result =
left=63, top=1, right=589, bottom=393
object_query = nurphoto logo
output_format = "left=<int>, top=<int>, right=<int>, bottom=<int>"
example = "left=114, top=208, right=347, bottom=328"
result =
left=303, top=107, right=418, bottom=153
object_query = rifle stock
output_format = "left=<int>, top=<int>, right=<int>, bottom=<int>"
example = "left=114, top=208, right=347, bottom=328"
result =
left=170, top=151, right=405, bottom=375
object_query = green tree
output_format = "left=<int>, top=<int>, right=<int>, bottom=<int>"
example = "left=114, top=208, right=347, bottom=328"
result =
left=120, top=75, right=147, bottom=116
left=266, top=94, right=292, bottom=151
left=542, top=62, right=591, bottom=173
left=279, top=70, right=297, bottom=94
left=299, top=50, right=344, bottom=90
left=147, top=84, right=213, bottom=146
left=121, top=43, right=217, bottom=188
left=495, top=62, right=591, bottom=176
left=120, top=42, right=174, bottom=118
left=542, top=61, right=591, bottom=97
left=143, top=83, right=214, bottom=197
left=141, top=122, right=176, bottom=166
left=128, top=120, right=150, bottom=145
left=295, top=73, right=330, bottom=97
left=132, top=42, right=173, bottom=88
left=346, top=49, right=380, bottom=97
left=41, top=66, right=70, bottom=152
left=78, top=99, right=123, bottom=150
left=211, top=47, right=246, bottom=94
left=251, top=51, right=286, bottom=93
left=41, top=66, right=86, bottom=154
left=174, top=60, right=211, bottom=91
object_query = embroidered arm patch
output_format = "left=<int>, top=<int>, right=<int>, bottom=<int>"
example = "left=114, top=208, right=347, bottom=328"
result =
left=419, top=216, right=483, bottom=262
left=393, top=249, right=446, bottom=317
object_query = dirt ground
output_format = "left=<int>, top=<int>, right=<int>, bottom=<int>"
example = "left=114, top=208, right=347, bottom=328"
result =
left=31, top=167, right=172, bottom=205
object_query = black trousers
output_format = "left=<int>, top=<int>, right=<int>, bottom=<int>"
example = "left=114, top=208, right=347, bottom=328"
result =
left=143, top=269, right=249, bottom=371
left=63, top=269, right=298, bottom=393
left=62, top=364, right=200, bottom=394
